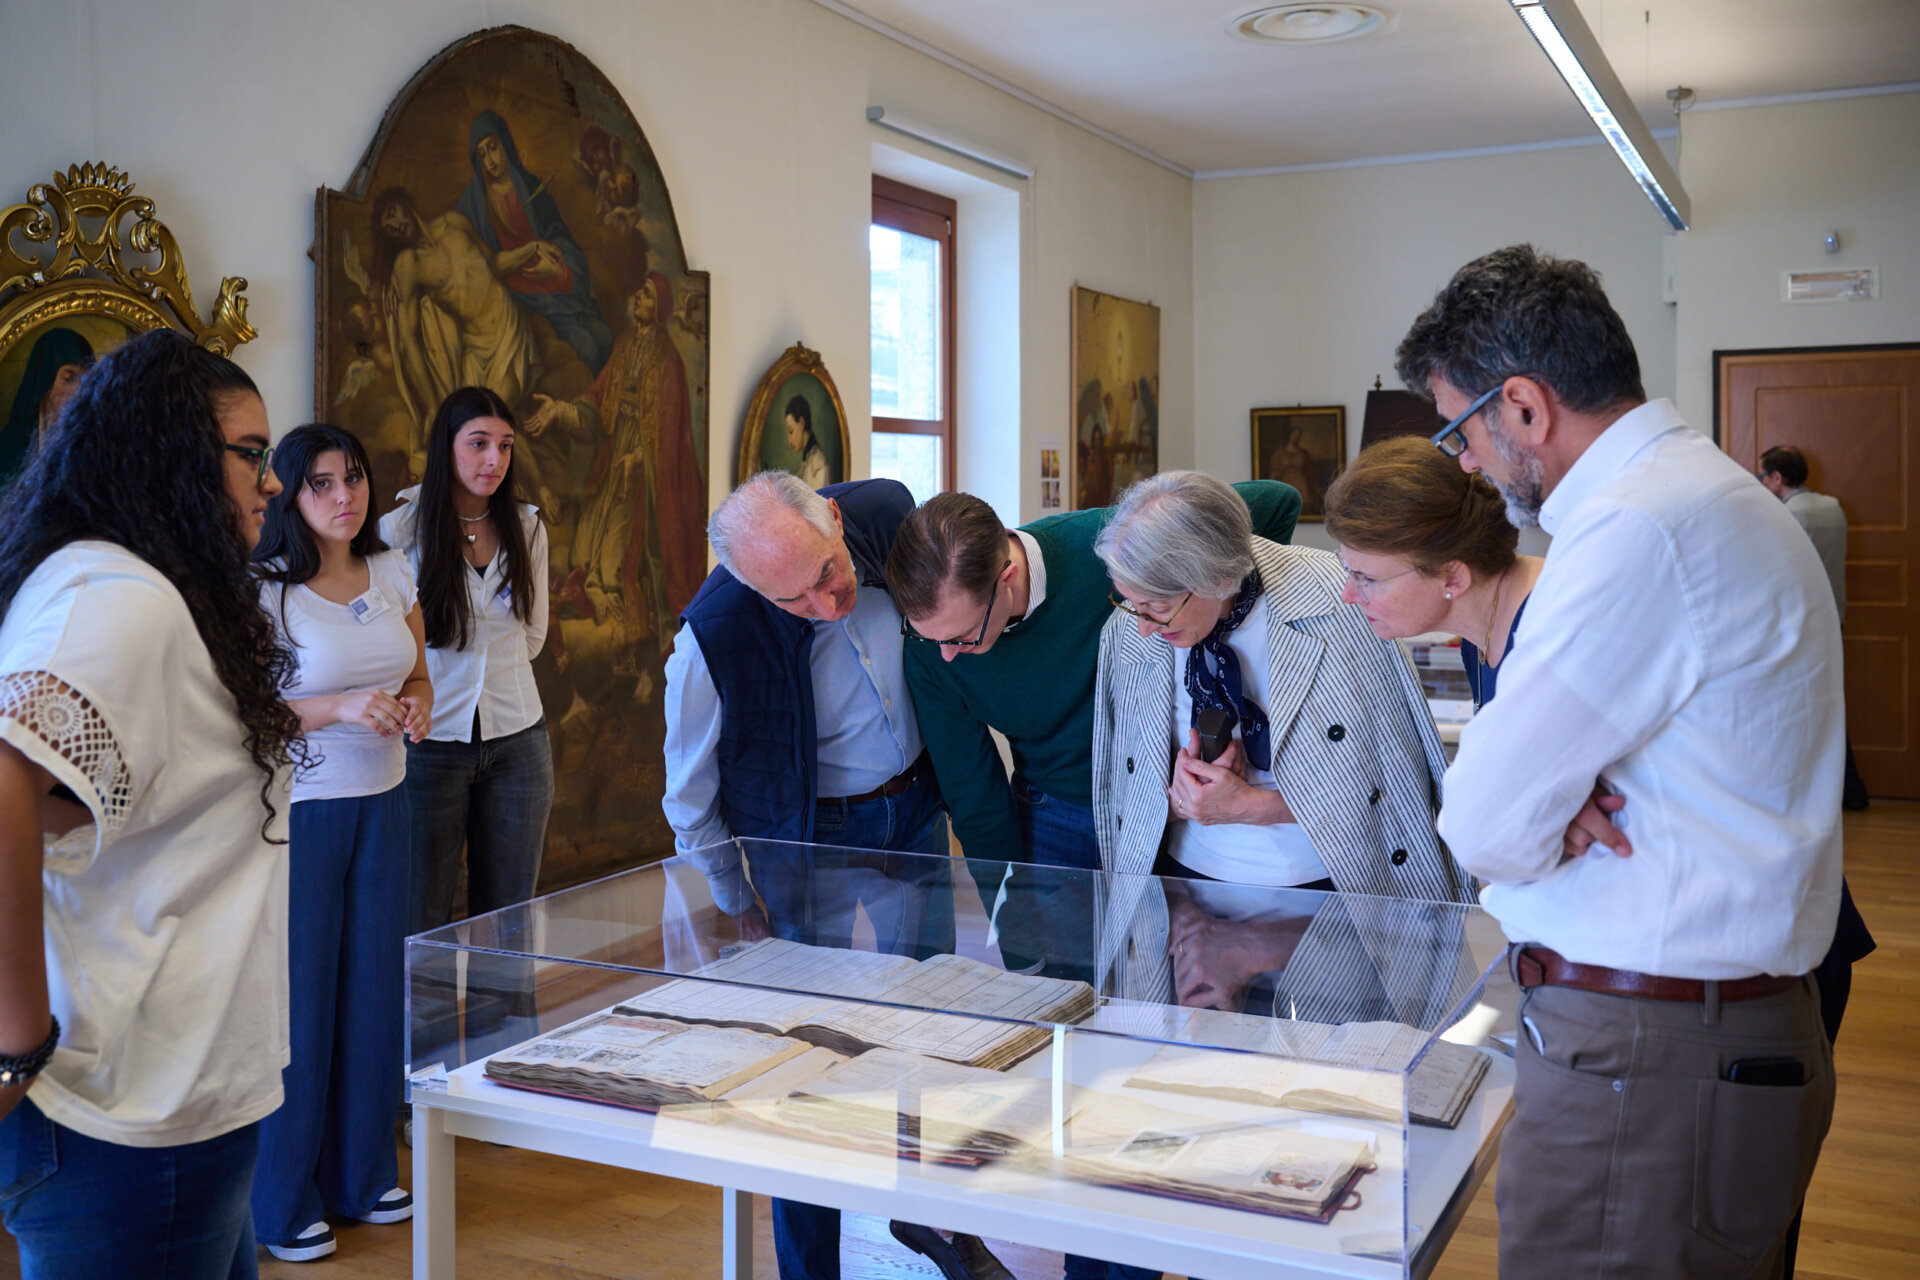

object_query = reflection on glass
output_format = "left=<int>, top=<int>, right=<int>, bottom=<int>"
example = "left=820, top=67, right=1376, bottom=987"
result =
left=871, top=431, right=942, bottom=505
left=870, top=224, right=941, bottom=420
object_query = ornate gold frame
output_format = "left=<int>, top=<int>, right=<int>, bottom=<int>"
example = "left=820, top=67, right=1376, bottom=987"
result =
left=738, top=341, right=852, bottom=485
left=0, top=163, right=256, bottom=360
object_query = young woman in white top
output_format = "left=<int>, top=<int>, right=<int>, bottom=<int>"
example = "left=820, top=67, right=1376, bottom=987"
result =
left=249, top=424, right=431, bottom=1263
left=0, top=329, right=301, bottom=1279
left=379, top=387, right=551, bottom=940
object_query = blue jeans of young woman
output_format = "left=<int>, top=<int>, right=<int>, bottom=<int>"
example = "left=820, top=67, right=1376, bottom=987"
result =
left=1, top=1098, right=259, bottom=1280
left=252, top=784, right=409, bottom=1247
left=771, top=770, right=954, bottom=1280
left=403, top=717, right=555, bottom=934
left=1002, top=777, right=1161, bottom=1280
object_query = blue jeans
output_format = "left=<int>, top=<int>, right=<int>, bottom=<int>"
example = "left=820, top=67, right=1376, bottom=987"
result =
left=252, top=785, right=409, bottom=1246
left=770, top=769, right=955, bottom=1280
left=404, top=717, right=554, bottom=933
left=1, top=1098, right=259, bottom=1280
left=1001, top=779, right=1160, bottom=1280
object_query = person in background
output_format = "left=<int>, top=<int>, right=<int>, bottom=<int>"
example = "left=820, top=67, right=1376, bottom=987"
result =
left=1758, top=444, right=1868, bottom=811
left=380, top=387, right=552, bottom=939
left=0, top=329, right=301, bottom=1278
left=249, top=425, right=431, bottom=1263
left=1399, top=243, right=1840, bottom=1279
left=665, top=470, right=1004, bottom=1280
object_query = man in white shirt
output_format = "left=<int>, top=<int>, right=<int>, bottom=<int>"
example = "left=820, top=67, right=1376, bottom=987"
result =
left=1758, top=444, right=1867, bottom=811
left=1398, top=245, right=1841, bottom=1278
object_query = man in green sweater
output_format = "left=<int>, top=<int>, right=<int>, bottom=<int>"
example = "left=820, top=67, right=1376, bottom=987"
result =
left=884, top=480, right=1301, bottom=979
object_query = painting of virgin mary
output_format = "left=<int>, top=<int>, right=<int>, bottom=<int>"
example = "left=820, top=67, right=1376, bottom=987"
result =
left=456, top=110, right=615, bottom=374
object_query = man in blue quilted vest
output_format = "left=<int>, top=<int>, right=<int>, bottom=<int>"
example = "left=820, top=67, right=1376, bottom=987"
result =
left=663, top=470, right=1012, bottom=1280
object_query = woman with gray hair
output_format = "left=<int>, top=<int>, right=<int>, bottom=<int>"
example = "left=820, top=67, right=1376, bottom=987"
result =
left=1090, top=470, right=1472, bottom=1009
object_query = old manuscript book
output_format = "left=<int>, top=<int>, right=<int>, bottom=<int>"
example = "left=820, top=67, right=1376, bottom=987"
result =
left=613, top=939, right=1097, bottom=1070
left=483, top=1011, right=816, bottom=1108
left=1126, top=1018, right=1490, bottom=1129
left=1054, top=1094, right=1375, bottom=1222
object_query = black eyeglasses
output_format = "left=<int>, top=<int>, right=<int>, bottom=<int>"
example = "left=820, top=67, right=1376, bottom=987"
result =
left=902, top=570, right=1003, bottom=649
left=223, top=443, right=275, bottom=486
left=1429, top=385, right=1503, bottom=459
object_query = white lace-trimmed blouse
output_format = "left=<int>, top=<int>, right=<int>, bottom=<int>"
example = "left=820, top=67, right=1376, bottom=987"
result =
left=0, top=542, right=290, bottom=1147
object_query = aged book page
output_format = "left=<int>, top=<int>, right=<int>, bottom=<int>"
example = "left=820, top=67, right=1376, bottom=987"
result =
left=484, top=1011, right=814, bottom=1106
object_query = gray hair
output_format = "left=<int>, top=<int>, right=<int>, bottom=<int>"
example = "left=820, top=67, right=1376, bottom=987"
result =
left=1094, top=471, right=1253, bottom=600
left=708, top=470, right=836, bottom=578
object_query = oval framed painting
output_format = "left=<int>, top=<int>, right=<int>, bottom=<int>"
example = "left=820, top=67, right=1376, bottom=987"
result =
left=739, top=342, right=850, bottom=490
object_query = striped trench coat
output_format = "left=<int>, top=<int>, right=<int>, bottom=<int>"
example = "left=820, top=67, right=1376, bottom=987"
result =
left=1090, top=537, right=1475, bottom=1002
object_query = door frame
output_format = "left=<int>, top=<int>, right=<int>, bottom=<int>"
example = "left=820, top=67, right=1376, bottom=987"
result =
left=1713, top=341, right=1920, bottom=447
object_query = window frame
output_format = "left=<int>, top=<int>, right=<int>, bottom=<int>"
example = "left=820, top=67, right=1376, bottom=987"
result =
left=871, top=175, right=957, bottom=492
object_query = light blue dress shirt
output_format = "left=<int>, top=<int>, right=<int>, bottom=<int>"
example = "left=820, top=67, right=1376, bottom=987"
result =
left=661, top=583, right=923, bottom=910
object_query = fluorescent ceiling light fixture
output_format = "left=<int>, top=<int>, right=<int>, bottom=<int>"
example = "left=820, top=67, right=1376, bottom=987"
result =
left=1509, top=0, right=1690, bottom=230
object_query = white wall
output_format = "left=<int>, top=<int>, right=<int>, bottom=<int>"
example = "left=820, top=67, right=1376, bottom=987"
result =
left=1673, top=91, right=1920, bottom=430
left=0, top=0, right=1193, bottom=524
left=1193, top=140, right=1677, bottom=550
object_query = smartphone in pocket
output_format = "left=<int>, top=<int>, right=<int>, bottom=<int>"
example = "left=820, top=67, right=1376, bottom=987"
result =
left=1724, top=1056, right=1805, bottom=1087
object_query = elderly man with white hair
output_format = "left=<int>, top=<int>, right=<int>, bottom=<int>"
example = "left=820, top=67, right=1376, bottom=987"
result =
left=661, top=471, right=1010, bottom=1280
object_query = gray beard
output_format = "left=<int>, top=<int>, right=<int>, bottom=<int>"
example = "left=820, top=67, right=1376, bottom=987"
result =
left=1487, top=418, right=1546, bottom=529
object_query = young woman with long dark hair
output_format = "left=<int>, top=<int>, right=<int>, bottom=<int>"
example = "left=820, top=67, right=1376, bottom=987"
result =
left=249, top=424, right=430, bottom=1262
left=0, top=328, right=300, bottom=1278
left=379, top=387, right=551, bottom=937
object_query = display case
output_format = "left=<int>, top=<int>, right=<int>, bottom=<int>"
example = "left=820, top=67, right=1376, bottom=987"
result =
left=407, top=839, right=1518, bottom=1280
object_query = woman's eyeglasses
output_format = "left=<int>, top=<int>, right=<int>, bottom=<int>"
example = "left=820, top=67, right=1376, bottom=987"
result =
left=1337, top=558, right=1418, bottom=601
left=1110, top=590, right=1192, bottom=627
left=223, top=443, right=275, bottom=486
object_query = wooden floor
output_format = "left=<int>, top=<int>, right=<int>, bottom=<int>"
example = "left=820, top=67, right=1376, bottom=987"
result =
left=5, top=804, right=1915, bottom=1279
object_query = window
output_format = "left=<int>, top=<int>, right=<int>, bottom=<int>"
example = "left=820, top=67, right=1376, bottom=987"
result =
left=870, top=176, right=955, bottom=504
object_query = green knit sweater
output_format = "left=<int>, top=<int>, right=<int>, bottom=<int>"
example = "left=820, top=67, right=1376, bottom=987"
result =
left=904, top=480, right=1302, bottom=861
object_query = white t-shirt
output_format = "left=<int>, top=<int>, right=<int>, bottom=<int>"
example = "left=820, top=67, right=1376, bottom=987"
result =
left=1167, top=608, right=1331, bottom=888
left=261, top=550, right=419, bottom=802
left=379, top=489, right=548, bottom=742
left=0, top=542, right=290, bottom=1147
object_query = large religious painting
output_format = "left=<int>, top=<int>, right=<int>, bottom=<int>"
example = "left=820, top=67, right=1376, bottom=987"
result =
left=1, top=164, right=254, bottom=485
left=1071, top=285, right=1159, bottom=510
left=316, top=27, right=711, bottom=892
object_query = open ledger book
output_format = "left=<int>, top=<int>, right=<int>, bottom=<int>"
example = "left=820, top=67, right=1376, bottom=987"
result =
left=1127, top=1017, right=1489, bottom=1129
left=1054, top=1094, right=1376, bottom=1223
left=610, top=938, right=1097, bottom=1070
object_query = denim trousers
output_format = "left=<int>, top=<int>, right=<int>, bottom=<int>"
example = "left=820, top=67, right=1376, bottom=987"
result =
left=0, top=1098, right=259, bottom=1280
left=251, top=785, right=409, bottom=1246
left=404, top=717, right=554, bottom=933
left=1000, top=778, right=1160, bottom=1280
left=771, top=770, right=956, bottom=1280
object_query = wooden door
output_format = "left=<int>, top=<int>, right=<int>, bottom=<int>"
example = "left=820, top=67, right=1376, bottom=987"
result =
left=1720, top=346, right=1920, bottom=799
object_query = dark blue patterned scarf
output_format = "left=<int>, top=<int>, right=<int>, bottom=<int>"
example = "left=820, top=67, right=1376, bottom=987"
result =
left=1182, top=574, right=1270, bottom=770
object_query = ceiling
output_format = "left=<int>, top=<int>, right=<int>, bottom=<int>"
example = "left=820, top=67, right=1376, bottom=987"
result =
left=832, top=0, right=1920, bottom=174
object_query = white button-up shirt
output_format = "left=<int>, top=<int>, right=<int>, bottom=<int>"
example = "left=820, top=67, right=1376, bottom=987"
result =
left=380, top=488, right=549, bottom=742
left=1439, top=400, right=1844, bottom=980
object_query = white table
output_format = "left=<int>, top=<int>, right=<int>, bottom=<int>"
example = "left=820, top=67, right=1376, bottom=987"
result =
left=409, top=1035, right=1512, bottom=1280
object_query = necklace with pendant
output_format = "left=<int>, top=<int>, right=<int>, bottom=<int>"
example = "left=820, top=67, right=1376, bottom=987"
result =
left=458, top=511, right=487, bottom=545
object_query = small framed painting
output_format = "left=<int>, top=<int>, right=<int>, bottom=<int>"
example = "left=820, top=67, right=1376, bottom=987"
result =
left=1251, top=405, right=1346, bottom=521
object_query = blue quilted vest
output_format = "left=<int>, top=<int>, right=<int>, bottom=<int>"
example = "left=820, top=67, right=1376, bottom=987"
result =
left=679, top=478, right=913, bottom=844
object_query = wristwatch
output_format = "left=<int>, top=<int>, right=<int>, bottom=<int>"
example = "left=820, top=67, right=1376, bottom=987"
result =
left=0, top=1016, right=60, bottom=1087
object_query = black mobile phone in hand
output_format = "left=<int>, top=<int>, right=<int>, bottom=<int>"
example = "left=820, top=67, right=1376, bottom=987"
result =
left=1194, top=708, right=1233, bottom=763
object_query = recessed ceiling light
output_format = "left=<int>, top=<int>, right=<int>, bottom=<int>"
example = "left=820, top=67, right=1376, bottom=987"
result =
left=1231, top=4, right=1392, bottom=44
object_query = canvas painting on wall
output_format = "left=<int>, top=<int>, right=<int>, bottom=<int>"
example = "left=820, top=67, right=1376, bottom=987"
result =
left=315, top=26, right=711, bottom=889
left=1072, top=286, right=1159, bottom=510
left=1251, top=406, right=1346, bottom=520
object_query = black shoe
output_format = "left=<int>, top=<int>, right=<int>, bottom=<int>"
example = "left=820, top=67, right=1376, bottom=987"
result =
left=888, top=1221, right=1016, bottom=1280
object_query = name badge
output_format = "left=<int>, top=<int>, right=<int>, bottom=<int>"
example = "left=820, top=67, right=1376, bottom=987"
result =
left=495, top=581, right=514, bottom=607
left=349, top=587, right=392, bottom=625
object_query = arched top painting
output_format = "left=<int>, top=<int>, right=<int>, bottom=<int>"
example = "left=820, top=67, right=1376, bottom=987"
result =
left=738, top=343, right=850, bottom=489
left=316, top=26, right=711, bottom=892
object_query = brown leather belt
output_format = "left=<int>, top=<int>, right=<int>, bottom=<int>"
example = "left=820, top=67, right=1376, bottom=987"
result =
left=1514, top=946, right=1802, bottom=1004
left=819, top=751, right=928, bottom=808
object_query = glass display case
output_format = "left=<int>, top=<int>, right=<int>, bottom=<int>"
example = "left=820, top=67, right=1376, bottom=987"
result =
left=407, top=838, right=1518, bottom=1280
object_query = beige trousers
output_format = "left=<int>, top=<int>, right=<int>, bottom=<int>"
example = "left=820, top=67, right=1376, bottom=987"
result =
left=1497, top=968, right=1833, bottom=1279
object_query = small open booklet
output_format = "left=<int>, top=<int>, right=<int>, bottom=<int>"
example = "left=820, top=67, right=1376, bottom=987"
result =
left=612, top=939, right=1097, bottom=1070
left=482, top=1011, right=822, bottom=1108
left=1052, top=1094, right=1376, bottom=1223
left=1126, top=1018, right=1490, bottom=1129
